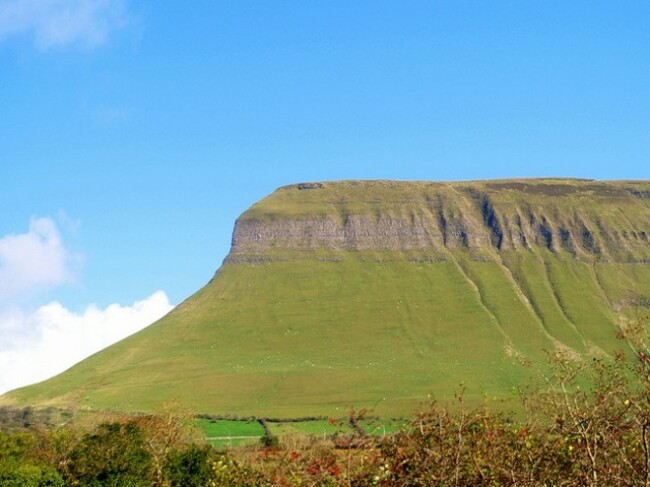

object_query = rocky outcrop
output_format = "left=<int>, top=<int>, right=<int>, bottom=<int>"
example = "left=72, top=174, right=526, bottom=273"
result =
left=226, top=180, right=650, bottom=263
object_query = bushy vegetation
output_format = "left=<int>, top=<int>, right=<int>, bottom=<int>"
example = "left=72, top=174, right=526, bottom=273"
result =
left=3, top=314, right=650, bottom=486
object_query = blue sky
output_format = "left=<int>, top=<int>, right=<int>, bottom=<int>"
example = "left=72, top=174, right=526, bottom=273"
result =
left=1, top=1, right=649, bottom=392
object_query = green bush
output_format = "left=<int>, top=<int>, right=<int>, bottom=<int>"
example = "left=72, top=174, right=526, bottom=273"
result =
left=66, top=422, right=152, bottom=487
left=163, top=444, right=213, bottom=487
left=0, top=464, right=66, bottom=487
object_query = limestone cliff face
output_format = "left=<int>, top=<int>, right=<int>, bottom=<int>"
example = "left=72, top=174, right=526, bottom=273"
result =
left=227, top=179, right=650, bottom=263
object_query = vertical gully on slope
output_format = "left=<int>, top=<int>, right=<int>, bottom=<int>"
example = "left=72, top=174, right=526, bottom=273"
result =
left=447, top=252, right=517, bottom=355
left=421, top=189, right=515, bottom=354
left=462, top=190, right=564, bottom=351
left=588, top=263, right=636, bottom=355
left=496, top=257, right=567, bottom=351
left=482, top=207, right=564, bottom=348
left=540, top=257, right=600, bottom=355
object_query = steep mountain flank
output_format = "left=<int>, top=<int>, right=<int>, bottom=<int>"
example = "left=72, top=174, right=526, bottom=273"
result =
left=5, top=179, right=650, bottom=416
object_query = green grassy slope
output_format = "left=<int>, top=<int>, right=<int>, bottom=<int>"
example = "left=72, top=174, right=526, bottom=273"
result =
left=5, top=179, right=650, bottom=417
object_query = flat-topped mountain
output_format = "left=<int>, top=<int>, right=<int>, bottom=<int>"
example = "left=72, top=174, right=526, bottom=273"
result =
left=231, top=179, right=650, bottom=261
left=5, top=179, right=650, bottom=416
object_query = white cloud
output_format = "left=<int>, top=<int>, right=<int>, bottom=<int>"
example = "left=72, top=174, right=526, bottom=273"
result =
left=0, top=290, right=174, bottom=394
left=0, top=217, right=175, bottom=395
left=0, top=0, right=128, bottom=49
left=0, top=217, right=80, bottom=302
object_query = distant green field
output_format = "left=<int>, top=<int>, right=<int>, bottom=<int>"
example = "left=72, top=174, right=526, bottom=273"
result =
left=198, top=419, right=265, bottom=437
left=5, top=179, right=650, bottom=417
left=196, top=418, right=409, bottom=447
left=357, top=418, right=409, bottom=436
left=268, top=420, right=351, bottom=437
left=207, top=437, right=260, bottom=448
left=197, top=419, right=265, bottom=448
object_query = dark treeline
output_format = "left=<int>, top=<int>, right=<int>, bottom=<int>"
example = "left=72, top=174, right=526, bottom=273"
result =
left=0, top=406, right=67, bottom=432
left=196, top=414, right=328, bottom=423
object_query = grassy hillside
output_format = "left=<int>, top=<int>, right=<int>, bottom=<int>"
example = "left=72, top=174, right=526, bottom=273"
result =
left=5, top=179, right=650, bottom=417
